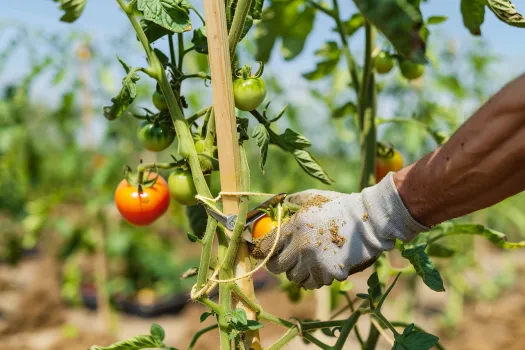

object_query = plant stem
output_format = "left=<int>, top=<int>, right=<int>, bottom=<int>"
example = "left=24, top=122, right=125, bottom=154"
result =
left=266, top=327, right=298, bottom=350
left=373, top=312, right=400, bottom=336
left=178, top=33, right=184, bottom=73
left=366, top=325, right=380, bottom=350
left=227, top=0, right=253, bottom=59
left=187, top=106, right=211, bottom=125
left=168, top=34, right=176, bottom=68
left=332, top=309, right=362, bottom=349
left=358, top=21, right=377, bottom=190
left=195, top=218, right=218, bottom=294
left=188, top=324, right=219, bottom=350
left=231, top=284, right=261, bottom=314
left=332, top=0, right=360, bottom=96
left=204, top=109, right=216, bottom=153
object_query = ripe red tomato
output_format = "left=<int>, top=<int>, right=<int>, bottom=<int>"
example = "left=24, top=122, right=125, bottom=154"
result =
left=252, top=214, right=278, bottom=240
left=376, top=150, right=404, bottom=182
left=115, top=173, right=170, bottom=226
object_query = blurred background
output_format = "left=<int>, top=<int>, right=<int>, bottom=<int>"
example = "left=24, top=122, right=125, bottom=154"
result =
left=2, top=1, right=525, bottom=349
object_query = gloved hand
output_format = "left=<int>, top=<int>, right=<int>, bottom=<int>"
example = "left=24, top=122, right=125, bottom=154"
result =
left=249, top=173, right=429, bottom=289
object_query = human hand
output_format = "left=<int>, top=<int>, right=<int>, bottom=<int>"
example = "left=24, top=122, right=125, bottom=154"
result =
left=249, top=173, right=429, bottom=289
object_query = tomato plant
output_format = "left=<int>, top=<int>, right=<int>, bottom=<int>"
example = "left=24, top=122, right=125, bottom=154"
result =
left=137, top=120, right=175, bottom=152
left=48, top=0, right=525, bottom=349
left=115, top=173, right=170, bottom=226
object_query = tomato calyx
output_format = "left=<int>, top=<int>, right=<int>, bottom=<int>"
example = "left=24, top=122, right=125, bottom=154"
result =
left=376, top=142, right=395, bottom=159
left=122, top=165, right=161, bottom=192
left=234, top=61, right=265, bottom=80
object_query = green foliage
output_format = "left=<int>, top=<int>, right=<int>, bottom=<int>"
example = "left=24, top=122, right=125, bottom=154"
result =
left=303, top=41, right=341, bottom=81
left=137, top=0, right=192, bottom=33
left=392, top=324, right=440, bottom=350
left=90, top=324, right=171, bottom=349
left=461, top=0, right=486, bottom=35
left=254, top=0, right=316, bottom=61
left=103, top=58, right=140, bottom=120
left=400, top=244, right=445, bottom=292
left=353, top=0, right=426, bottom=62
left=53, top=0, right=87, bottom=23
left=487, top=0, right=525, bottom=27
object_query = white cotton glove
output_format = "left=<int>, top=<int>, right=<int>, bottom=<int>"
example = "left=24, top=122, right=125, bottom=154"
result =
left=249, top=173, right=429, bottom=289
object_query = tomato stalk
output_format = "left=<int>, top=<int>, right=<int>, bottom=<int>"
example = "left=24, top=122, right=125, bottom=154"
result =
left=228, top=0, right=253, bottom=59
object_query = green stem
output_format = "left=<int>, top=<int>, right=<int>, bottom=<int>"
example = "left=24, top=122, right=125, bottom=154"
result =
left=136, top=161, right=184, bottom=184
left=227, top=0, right=253, bottom=59
left=358, top=21, right=377, bottom=191
left=178, top=33, right=184, bottom=73
left=332, top=0, right=360, bottom=96
left=117, top=0, right=212, bottom=200
left=187, top=106, right=211, bottom=125
left=266, top=327, right=298, bottom=350
left=231, top=284, right=261, bottom=314
left=373, top=312, right=400, bottom=337
left=188, top=324, right=219, bottom=350
left=168, top=34, right=176, bottom=68
left=195, top=218, right=218, bottom=295
left=200, top=297, right=222, bottom=314
left=182, top=73, right=211, bottom=81
left=332, top=309, right=362, bottom=349
left=366, top=324, right=380, bottom=350
left=204, top=109, right=216, bottom=153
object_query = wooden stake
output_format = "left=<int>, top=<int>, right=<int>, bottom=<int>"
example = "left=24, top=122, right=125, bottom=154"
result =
left=204, top=1, right=261, bottom=349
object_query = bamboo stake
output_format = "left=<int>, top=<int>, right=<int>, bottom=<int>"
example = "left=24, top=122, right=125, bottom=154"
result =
left=203, top=1, right=261, bottom=349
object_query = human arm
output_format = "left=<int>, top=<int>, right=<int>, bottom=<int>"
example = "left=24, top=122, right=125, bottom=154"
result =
left=251, top=73, right=525, bottom=289
left=395, top=72, right=525, bottom=226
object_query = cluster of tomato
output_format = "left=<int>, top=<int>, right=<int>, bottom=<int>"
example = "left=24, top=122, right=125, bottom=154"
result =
left=374, top=51, right=425, bottom=80
left=115, top=69, right=267, bottom=227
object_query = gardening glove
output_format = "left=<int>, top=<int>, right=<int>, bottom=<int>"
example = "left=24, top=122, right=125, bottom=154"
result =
left=249, top=172, right=429, bottom=289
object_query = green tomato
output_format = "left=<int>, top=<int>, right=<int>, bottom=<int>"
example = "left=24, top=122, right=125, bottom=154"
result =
left=233, top=77, right=267, bottom=111
left=168, top=169, right=201, bottom=206
left=400, top=60, right=425, bottom=80
left=374, top=52, right=395, bottom=74
left=152, top=90, right=168, bottom=111
left=137, top=121, right=175, bottom=152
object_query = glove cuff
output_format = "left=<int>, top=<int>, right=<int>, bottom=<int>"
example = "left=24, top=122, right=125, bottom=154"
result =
left=361, top=172, right=429, bottom=244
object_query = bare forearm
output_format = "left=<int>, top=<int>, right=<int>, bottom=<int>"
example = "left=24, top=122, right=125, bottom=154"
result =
left=394, top=73, right=525, bottom=226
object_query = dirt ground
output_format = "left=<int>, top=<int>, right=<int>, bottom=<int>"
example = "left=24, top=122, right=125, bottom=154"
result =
left=2, top=249, right=525, bottom=350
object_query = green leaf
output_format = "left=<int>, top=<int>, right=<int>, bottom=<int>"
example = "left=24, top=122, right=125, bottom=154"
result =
left=401, top=244, right=445, bottom=292
left=236, top=117, right=250, bottom=142
left=246, top=320, right=264, bottom=330
left=103, top=59, right=140, bottom=120
left=200, top=311, right=215, bottom=323
left=250, top=0, right=264, bottom=20
left=303, top=42, right=341, bottom=80
left=233, top=308, right=248, bottom=326
left=461, top=0, right=486, bottom=35
left=281, top=129, right=312, bottom=149
left=353, top=0, right=426, bottom=62
left=427, top=243, right=455, bottom=258
left=393, top=327, right=440, bottom=350
left=137, top=0, right=192, bottom=34
left=356, top=293, right=369, bottom=300
left=186, top=204, right=207, bottom=239
left=150, top=323, right=165, bottom=342
left=252, top=124, right=270, bottom=172
left=340, top=13, right=364, bottom=36
left=426, top=15, right=447, bottom=24
left=53, top=0, right=87, bottom=23
left=332, top=101, right=357, bottom=119
left=141, top=19, right=172, bottom=43
left=255, top=0, right=316, bottom=61
left=90, top=335, right=162, bottom=350
left=487, top=0, right=525, bottom=27
left=281, top=6, right=316, bottom=60
left=367, top=272, right=382, bottom=305
left=192, top=27, right=208, bottom=54
left=292, top=149, right=332, bottom=185
left=187, top=231, right=200, bottom=243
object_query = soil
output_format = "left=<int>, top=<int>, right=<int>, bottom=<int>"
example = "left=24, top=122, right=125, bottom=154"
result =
left=2, top=248, right=525, bottom=349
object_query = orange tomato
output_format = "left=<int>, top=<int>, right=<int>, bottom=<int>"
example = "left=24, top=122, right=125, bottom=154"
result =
left=115, top=173, right=170, bottom=226
left=375, top=150, right=404, bottom=182
left=252, top=215, right=279, bottom=240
